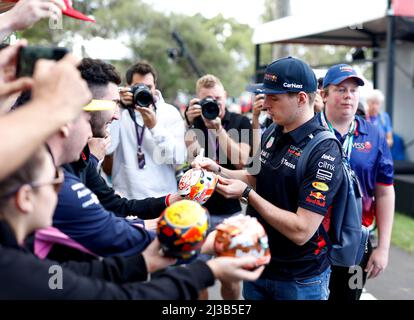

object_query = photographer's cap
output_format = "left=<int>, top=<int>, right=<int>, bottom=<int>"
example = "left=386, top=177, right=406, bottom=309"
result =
left=322, top=64, right=364, bottom=88
left=247, top=56, right=317, bottom=95
left=83, top=99, right=116, bottom=111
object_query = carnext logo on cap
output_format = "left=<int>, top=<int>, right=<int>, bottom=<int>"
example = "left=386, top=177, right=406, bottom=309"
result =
left=264, top=73, right=278, bottom=82
left=283, top=82, right=303, bottom=89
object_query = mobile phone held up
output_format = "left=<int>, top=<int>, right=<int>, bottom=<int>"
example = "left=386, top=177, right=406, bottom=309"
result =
left=16, top=46, right=69, bottom=78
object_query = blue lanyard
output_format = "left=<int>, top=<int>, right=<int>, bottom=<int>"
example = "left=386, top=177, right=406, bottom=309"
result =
left=320, top=112, right=356, bottom=160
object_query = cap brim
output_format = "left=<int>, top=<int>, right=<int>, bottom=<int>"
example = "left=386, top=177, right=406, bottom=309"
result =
left=63, top=6, right=95, bottom=22
left=83, top=100, right=116, bottom=111
left=331, top=75, right=364, bottom=87
left=246, top=83, right=288, bottom=95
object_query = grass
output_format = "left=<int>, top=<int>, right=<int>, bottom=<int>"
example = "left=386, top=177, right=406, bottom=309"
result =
left=390, top=211, right=414, bottom=254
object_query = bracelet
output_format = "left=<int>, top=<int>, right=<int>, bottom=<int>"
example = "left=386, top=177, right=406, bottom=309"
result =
left=165, top=193, right=171, bottom=207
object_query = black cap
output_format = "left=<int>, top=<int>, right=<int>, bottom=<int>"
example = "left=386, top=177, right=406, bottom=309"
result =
left=247, top=56, right=317, bottom=94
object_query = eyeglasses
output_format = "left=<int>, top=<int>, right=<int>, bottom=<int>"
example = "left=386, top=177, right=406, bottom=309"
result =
left=30, top=168, right=65, bottom=194
left=0, top=168, right=64, bottom=199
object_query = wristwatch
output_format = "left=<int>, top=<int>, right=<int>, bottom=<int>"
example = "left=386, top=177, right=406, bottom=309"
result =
left=239, top=186, right=252, bottom=204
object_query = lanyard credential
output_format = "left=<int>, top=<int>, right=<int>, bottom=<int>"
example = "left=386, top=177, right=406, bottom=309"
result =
left=128, top=109, right=146, bottom=169
left=320, top=111, right=356, bottom=160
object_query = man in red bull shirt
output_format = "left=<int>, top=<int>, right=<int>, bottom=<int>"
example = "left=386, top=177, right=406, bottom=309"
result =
left=193, top=57, right=344, bottom=300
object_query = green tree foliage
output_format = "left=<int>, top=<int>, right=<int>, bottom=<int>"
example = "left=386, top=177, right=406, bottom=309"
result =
left=19, top=0, right=254, bottom=102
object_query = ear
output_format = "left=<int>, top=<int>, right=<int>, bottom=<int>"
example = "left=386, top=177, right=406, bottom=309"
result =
left=60, top=124, right=70, bottom=138
left=15, top=185, right=34, bottom=214
left=297, top=92, right=308, bottom=107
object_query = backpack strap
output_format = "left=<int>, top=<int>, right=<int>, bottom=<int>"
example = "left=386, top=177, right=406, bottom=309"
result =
left=295, top=130, right=344, bottom=249
left=295, top=130, right=342, bottom=183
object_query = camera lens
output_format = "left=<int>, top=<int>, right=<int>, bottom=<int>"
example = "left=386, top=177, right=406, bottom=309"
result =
left=131, top=84, right=154, bottom=108
left=200, top=97, right=220, bottom=120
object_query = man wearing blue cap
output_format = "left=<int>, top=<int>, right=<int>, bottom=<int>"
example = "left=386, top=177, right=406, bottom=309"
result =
left=319, top=64, right=395, bottom=301
left=193, top=57, right=345, bottom=300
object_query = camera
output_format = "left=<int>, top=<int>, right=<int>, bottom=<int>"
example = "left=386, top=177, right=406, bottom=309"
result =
left=129, top=84, right=154, bottom=108
left=199, top=96, right=220, bottom=120
left=16, top=46, right=69, bottom=78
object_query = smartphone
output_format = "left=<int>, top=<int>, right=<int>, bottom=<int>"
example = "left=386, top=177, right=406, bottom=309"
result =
left=16, top=46, right=69, bottom=78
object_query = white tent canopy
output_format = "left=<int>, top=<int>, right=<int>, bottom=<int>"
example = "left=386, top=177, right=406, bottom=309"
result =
left=253, top=0, right=389, bottom=46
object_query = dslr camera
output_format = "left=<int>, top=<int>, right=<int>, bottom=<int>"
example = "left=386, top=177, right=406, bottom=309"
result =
left=199, top=96, right=220, bottom=120
left=129, top=84, right=154, bottom=108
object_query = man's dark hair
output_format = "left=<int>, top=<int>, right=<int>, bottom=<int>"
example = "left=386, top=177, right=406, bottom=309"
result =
left=78, top=58, right=121, bottom=98
left=78, top=58, right=122, bottom=138
left=125, top=61, right=157, bottom=85
left=317, top=77, right=324, bottom=90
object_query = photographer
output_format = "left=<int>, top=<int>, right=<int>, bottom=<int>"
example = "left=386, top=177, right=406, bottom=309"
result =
left=69, top=58, right=182, bottom=221
left=107, top=61, right=186, bottom=200
left=184, top=74, right=252, bottom=299
left=251, top=93, right=273, bottom=155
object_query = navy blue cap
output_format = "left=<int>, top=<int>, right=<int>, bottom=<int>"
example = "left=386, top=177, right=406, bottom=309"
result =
left=247, top=56, right=317, bottom=94
left=323, top=64, right=364, bottom=88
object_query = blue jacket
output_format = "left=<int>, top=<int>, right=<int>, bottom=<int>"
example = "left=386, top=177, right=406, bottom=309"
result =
left=53, top=168, right=155, bottom=258
left=64, top=146, right=167, bottom=219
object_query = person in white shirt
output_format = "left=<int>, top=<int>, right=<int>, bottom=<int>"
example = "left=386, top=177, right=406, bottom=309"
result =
left=107, top=61, right=186, bottom=200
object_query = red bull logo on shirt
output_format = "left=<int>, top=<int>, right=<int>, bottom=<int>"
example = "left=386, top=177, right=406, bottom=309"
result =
left=306, top=191, right=326, bottom=207
left=309, top=191, right=326, bottom=201
left=287, top=145, right=302, bottom=157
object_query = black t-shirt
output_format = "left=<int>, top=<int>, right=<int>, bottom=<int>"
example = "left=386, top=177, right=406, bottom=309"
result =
left=192, top=110, right=253, bottom=216
left=247, top=116, right=344, bottom=280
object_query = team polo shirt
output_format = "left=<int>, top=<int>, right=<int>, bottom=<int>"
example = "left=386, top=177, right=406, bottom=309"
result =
left=318, top=114, right=394, bottom=227
left=247, top=116, right=344, bottom=280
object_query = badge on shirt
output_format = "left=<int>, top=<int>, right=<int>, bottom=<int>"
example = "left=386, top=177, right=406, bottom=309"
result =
left=266, top=137, right=275, bottom=149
